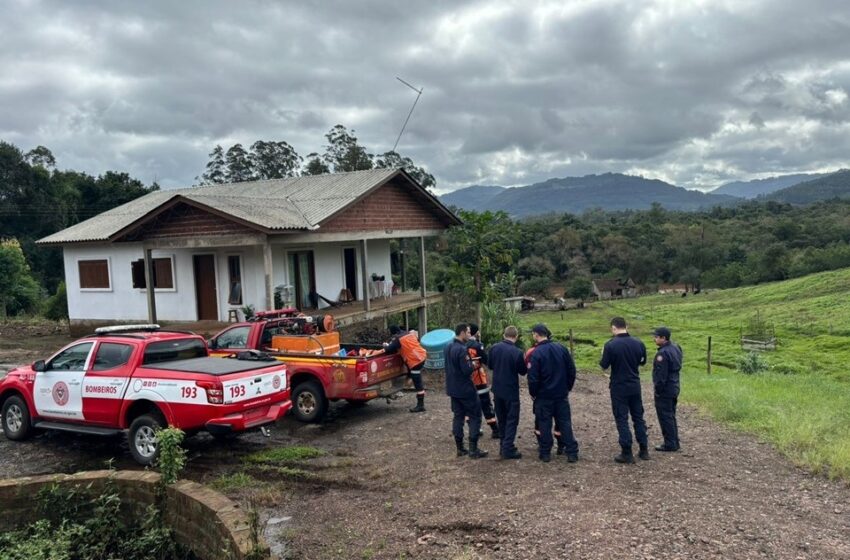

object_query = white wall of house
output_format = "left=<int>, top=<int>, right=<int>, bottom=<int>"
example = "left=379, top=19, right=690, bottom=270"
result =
left=63, top=239, right=395, bottom=321
left=275, top=239, right=392, bottom=309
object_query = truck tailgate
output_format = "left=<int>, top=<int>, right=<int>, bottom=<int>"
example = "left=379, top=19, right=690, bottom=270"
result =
left=363, top=354, right=406, bottom=385
left=218, top=366, right=288, bottom=405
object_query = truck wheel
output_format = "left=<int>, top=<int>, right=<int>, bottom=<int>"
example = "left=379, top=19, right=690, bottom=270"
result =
left=2, top=395, right=33, bottom=441
left=292, top=381, right=328, bottom=423
left=128, top=413, right=164, bottom=466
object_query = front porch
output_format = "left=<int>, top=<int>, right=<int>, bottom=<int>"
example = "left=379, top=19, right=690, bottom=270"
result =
left=162, top=291, right=445, bottom=337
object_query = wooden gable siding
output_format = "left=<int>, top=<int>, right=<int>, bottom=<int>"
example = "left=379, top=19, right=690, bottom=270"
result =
left=320, top=179, right=450, bottom=233
left=121, top=202, right=258, bottom=241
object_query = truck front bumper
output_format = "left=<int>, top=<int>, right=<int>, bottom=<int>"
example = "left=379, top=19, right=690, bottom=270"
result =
left=205, top=400, right=293, bottom=435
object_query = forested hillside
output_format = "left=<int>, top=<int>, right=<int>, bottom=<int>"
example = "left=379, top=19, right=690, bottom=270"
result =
left=764, top=169, right=850, bottom=204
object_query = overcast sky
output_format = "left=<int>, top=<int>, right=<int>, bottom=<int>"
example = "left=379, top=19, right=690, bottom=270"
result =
left=3, top=0, right=850, bottom=192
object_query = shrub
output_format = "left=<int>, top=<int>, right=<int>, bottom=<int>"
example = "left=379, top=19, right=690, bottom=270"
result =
left=736, top=352, right=769, bottom=375
left=480, top=300, right=520, bottom=347
left=155, top=427, right=187, bottom=485
left=44, top=281, right=69, bottom=321
left=518, top=276, right=551, bottom=297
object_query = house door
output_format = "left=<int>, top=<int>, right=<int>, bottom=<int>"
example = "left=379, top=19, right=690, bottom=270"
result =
left=343, top=248, right=357, bottom=300
left=287, top=251, right=315, bottom=309
left=193, top=254, right=218, bottom=320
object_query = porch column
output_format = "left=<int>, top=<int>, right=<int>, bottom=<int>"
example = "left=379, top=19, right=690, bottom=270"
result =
left=361, top=239, right=371, bottom=312
left=263, top=238, right=274, bottom=311
left=143, top=246, right=157, bottom=323
left=418, top=236, right=427, bottom=333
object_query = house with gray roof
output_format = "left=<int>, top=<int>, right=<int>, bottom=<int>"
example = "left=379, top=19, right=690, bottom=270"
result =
left=591, top=278, right=637, bottom=300
left=37, top=168, right=460, bottom=332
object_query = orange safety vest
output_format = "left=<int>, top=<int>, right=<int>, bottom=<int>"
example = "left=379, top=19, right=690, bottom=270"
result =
left=468, top=344, right=489, bottom=390
left=399, top=333, right=427, bottom=368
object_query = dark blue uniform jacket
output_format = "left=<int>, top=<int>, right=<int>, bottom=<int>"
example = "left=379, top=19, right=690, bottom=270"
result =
left=444, top=339, right=475, bottom=398
left=527, top=339, right=576, bottom=400
left=488, top=339, right=527, bottom=401
left=599, top=333, right=647, bottom=394
left=653, top=341, right=683, bottom=396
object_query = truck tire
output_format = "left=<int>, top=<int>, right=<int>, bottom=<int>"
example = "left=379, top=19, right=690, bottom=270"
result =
left=128, top=413, right=165, bottom=466
left=292, top=381, right=328, bottom=423
left=2, top=395, right=33, bottom=441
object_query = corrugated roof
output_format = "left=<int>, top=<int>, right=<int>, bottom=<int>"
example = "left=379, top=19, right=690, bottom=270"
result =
left=38, top=168, right=449, bottom=245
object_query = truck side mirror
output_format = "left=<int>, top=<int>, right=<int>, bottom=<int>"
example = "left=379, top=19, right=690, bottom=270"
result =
left=32, top=360, right=46, bottom=372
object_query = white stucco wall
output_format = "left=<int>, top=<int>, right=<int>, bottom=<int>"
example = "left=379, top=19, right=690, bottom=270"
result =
left=63, top=239, right=394, bottom=321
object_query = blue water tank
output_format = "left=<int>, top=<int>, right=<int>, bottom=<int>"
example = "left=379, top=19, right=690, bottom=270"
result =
left=420, top=328, right=455, bottom=370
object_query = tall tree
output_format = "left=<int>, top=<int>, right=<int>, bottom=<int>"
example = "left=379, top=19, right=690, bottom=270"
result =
left=302, top=152, right=330, bottom=176
left=24, top=145, right=56, bottom=169
left=323, top=124, right=373, bottom=172
left=374, top=150, right=436, bottom=189
left=200, top=145, right=226, bottom=185
left=224, top=143, right=254, bottom=183
left=250, top=140, right=302, bottom=179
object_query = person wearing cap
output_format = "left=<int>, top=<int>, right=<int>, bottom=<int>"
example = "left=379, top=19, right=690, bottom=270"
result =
left=527, top=323, right=579, bottom=463
left=652, top=327, right=683, bottom=452
left=381, top=325, right=428, bottom=413
left=468, top=323, right=499, bottom=439
left=600, top=317, right=649, bottom=463
left=445, top=323, right=488, bottom=459
left=488, top=325, right=527, bottom=459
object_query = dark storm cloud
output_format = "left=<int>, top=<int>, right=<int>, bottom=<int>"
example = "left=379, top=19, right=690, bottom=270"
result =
left=2, top=0, right=850, bottom=191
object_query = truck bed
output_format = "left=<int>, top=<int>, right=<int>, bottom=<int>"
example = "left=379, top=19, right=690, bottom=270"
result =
left=145, top=357, right=282, bottom=375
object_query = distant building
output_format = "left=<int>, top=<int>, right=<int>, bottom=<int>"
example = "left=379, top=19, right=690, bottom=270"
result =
left=658, top=283, right=688, bottom=294
left=592, top=278, right=637, bottom=300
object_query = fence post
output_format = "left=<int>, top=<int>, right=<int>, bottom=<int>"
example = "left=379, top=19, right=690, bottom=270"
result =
left=707, top=335, right=712, bottom=375
left=569, top=328, right=574, bottom=355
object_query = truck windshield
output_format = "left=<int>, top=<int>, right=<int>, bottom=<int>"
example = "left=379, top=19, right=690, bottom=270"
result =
left=143, top=339, right=207, bottom=365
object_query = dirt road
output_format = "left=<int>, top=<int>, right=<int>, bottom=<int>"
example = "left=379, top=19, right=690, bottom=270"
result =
left=2, top=333, right=849, bottom=559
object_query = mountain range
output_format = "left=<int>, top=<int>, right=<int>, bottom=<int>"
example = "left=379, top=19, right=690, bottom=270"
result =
left=440, top=171, right=847, bottom=216
left=709, top=173, right=826, bottom=198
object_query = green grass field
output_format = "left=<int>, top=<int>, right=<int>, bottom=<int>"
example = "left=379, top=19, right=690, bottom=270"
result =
left=516, top=268, right=850, bottom=480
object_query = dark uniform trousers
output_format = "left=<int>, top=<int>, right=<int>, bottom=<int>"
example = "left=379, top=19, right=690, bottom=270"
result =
left=409, top=361, right=426, bottom=394
left=451, top=395, right=482, bottom=442
left=493, top=397, right=520, bottom=455
left=611, top=389, right=648, bottom=448
left=655, top=392, right=679, bottom=449
left=533, top=397, right=578, bottom=456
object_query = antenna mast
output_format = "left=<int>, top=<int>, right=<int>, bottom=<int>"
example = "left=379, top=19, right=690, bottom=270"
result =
left=392, top=77, right=423, bottom=152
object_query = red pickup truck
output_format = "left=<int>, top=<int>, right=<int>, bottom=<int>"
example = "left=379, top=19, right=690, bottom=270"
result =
left=208, top=315, right=407, bottom=423
left=0, top=325, right=291, bottom=465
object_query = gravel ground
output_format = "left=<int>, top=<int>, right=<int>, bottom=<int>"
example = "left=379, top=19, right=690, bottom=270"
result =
left=2, top=330, right=849, bottom=559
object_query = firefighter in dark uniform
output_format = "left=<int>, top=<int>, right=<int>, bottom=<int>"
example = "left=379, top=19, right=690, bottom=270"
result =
left=445, top=323, right=488, bottom=459
left=599, top=316, right=649, bottom=463
left=527, top=323, right=579, bottom=463
left=652, top=327, right=683, bottom=451
left=488, top=325, right=527, bottom=459
left=468, top=324, right=499, bottom=439
left=381, top=325, right=427, bottom=413
left=526, top=337, right=565, bottom=455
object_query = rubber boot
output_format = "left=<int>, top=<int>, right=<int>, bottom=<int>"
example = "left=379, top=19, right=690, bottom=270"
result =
left=638, top=444, right=650, bottom=461
left=409, top=395, right=426, bottom=413
left=468, top=438, right=489, bottom=459
left=455, top=437, right=468, bottom=457
left=489, top=422, right=500, bottom=439
left=614, top=446, right=635, bottom=464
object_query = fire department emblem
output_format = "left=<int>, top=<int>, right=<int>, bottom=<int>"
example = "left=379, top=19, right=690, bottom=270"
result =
left=52, top=381, right=70, bottom=406
left=272, top=375, right=281, bottom=390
